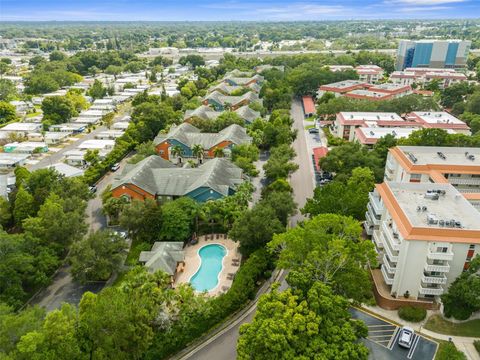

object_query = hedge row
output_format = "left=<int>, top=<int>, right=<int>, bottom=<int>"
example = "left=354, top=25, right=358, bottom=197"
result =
left=398, top=306, right=427, bottom=322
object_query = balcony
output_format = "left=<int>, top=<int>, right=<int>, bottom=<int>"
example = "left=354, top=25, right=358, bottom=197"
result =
left=381, top=265, right=394, bottom=285
left=368, top=193, right=383, bottom=215
left=422, top=274, right=447, bottom=285
left=382, top=234, right=399, bottom=262
left=427, top=251, right=454, bottom=261
left=366, top=205, right=380, bottom=226
left=383, top=254, right=396, bottom=274
left=372, top=230, right=384, bottom=250
left=424, top=263, right=450, bottom=273
left=386, top=159, right=395, bottom=173
left=381, top=222, right=401, bottom=251
left=419, top=286, right=444, bottom=296
left=457, top=187, right=480, bottom=194
left=448, top=177, right=480, bottom=186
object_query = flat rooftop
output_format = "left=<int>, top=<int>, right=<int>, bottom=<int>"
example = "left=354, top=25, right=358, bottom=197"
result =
left=340, top=112, right=403, bottom=122
left=397, top=146, right=480, bottom=167
left=357, top=127, right=417, bottom=139
left=370, top=83, right=410, bottom=91
left=386, top=182, right=480, bottom=231
left=320, top=80, right=368, bottom=90
left=410, top=112, right=465, bottom=125
left=346, top=90, right=389, bottom=98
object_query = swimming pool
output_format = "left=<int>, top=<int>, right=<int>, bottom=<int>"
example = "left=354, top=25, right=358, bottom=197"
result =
left=190, top=244, right=227, bottom=292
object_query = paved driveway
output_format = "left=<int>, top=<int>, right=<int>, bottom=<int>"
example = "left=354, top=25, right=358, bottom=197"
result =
left=350, top=308, right=438, bottom=360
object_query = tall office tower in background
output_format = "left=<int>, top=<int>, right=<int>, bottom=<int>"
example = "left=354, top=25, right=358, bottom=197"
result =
left=396, top=39, right=471, bottom=71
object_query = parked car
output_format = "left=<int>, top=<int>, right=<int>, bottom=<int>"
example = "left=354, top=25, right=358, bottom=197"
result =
left=398, top=327, right=415, bottom=349
left=89, top=185, right=97, bottom=193
left=308, top=127, right=319, bottom=134
left=111, top=163, right=120, bottom=172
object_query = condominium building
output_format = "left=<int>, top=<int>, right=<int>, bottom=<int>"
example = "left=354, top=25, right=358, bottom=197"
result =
left=365, top=181, right=479, bottom=303
left=395, top=40, right=471, bottom=71
left=355, top=65, right=384, bottom=84
left=390, top=68, right=467, bottom=89
left=332, top=112, right=417, bottom=141
left=405, top=112, right=470, bottom=135
left=365, top=182, right=480, bottom=300
left=384, top=146, right=480, bottom=210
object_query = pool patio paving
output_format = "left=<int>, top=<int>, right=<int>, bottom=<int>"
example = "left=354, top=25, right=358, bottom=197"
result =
left=175, top=234, right=241, bottom=296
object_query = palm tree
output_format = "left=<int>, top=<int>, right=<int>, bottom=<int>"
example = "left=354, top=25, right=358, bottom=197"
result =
left=192, top=144, right=204, bottom=164
left=170, top=145, right=183, bottom=164
left=212, top=147, right=225, bottom=158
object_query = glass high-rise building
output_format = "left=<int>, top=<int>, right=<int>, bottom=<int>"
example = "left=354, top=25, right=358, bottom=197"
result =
left=395, top=40, right=471, bottom=71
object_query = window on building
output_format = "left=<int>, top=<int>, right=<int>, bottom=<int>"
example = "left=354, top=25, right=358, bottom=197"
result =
left=469, top=244, right=475, bottom=249
left=436, top=247, right=448, bottom=253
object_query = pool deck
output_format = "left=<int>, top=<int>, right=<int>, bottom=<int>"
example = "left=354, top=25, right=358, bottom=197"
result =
left=175, top=234, right=241, bottom=296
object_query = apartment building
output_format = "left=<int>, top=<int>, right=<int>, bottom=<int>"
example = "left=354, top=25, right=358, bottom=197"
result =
left=355, top=65, right=384, bottom=84
left=405, top=112, right=470, bottom=135
left=317, top=80, right=370, bottom=98
left=384, top=146, right=480, bottom=210
left=390, top=68, right=467, bottom=89
left=395, top=39, right=471, bottom=71
left=333, top=112, right=416, bottom=141
left=365, top=181, right=479, bottom=303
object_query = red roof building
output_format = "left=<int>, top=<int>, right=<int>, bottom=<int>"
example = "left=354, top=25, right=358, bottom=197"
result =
left=302, top=96, right=316, bottom=117
left=312, top=147, right=329, bottom=172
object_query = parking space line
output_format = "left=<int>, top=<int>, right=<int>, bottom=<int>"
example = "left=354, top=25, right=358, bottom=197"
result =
left=407, top=335, right=420, bottom=359
left=388, top=327, right=401, bottom=350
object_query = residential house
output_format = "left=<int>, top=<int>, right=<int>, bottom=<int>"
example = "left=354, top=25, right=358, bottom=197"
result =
left=202, top=91, right=260, bottom=111
left=154, top=123, right=251, bottom=161
left=111, top=156, right=245, bottom=202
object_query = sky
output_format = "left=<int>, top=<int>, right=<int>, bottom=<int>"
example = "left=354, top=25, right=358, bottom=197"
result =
left=1, top=0, right=479, bottom=21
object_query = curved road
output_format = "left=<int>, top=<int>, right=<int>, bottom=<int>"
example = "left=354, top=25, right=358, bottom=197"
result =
left=175, top=100, right=314, bottom=360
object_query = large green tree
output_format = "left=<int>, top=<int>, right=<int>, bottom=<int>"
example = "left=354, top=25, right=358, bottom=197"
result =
left=69, top=231, right=127, bottom=284
left=0, top=101, right=17, bottom=124
left=442, top=255, right=480, bottom=320
left=268, top=214, right=377, bottom=302
left=159, top=197, right=199, bottom=242
left=41, top=96, right=77, bottom=125
left=237, top=283, right=369, bottom=360
left=229, top=203, right=285, bottom=257
left=303, top=167, right=375, bottom=220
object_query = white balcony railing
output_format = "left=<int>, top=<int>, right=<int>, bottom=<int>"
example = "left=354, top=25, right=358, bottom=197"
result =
left=368, top=192, right=383, bottom=215
left=424, top=263, right=450, bottom=273
left=427, top=251, right=454, bottom=261
left=381, top=265, right=394, bottom=285
left=382, top=235, right=399, bottom=262
left=419, top=286, right=444, bottom=296
left=381, top=222, right=401, bottom=251
left=366, top=204, right=381, bottom=226
left=372, top=230, right=384, bottom=250
left=448, top=177, right=480, bottom=186
left=422, top=274, right=447, bottom=285
left=383, top=254, right=396, bottom=274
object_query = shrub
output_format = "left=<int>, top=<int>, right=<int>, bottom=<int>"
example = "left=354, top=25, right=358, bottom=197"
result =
left=474, top=340, right=480, bottom=355
left=398, top=306, right=427, bottom=322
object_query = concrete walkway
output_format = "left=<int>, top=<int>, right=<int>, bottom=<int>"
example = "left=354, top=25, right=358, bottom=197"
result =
left=363, top=305, right=480, bottom=360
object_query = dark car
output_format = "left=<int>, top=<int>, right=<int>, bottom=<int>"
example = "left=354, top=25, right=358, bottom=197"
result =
left=308, top=127, right=319, bottom=134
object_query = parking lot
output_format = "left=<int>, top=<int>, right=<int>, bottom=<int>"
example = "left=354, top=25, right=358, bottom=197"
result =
left=350, top=308, right=438, bottom=360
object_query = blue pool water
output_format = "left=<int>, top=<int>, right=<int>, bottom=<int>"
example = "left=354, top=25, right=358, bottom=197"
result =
left=190, top=244, right=227, bottom=292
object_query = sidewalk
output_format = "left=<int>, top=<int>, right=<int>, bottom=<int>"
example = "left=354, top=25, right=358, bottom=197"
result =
left=363, top=305, right=480, bottom=360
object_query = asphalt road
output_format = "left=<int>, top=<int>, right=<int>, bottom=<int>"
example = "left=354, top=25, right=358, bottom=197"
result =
left=289, top=99, right=315, bottom=226
left=176, top=101, right=315, bottom=360
left=28, top=103, right=131, bottom=171
left=350, top=308, right=438, bottom=360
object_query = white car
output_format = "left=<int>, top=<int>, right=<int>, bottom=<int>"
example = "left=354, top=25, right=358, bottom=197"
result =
left=398, top=326, right=415, bottom=349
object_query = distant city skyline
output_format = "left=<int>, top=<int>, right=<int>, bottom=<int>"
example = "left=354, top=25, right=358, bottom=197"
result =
left=1, top=0, right=479, bottom=21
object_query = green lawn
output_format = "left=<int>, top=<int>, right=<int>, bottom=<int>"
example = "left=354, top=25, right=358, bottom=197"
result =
left=435, top=341, right=467, bottom=360
left=125, top=240, right=151, bottom=266
left=305, top=124, right=315, bottom=129
left=425, top=314, right=480, bottom=337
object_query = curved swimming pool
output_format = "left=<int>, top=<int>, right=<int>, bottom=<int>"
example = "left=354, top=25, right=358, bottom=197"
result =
left=190, top=244, right=227, bottom=292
